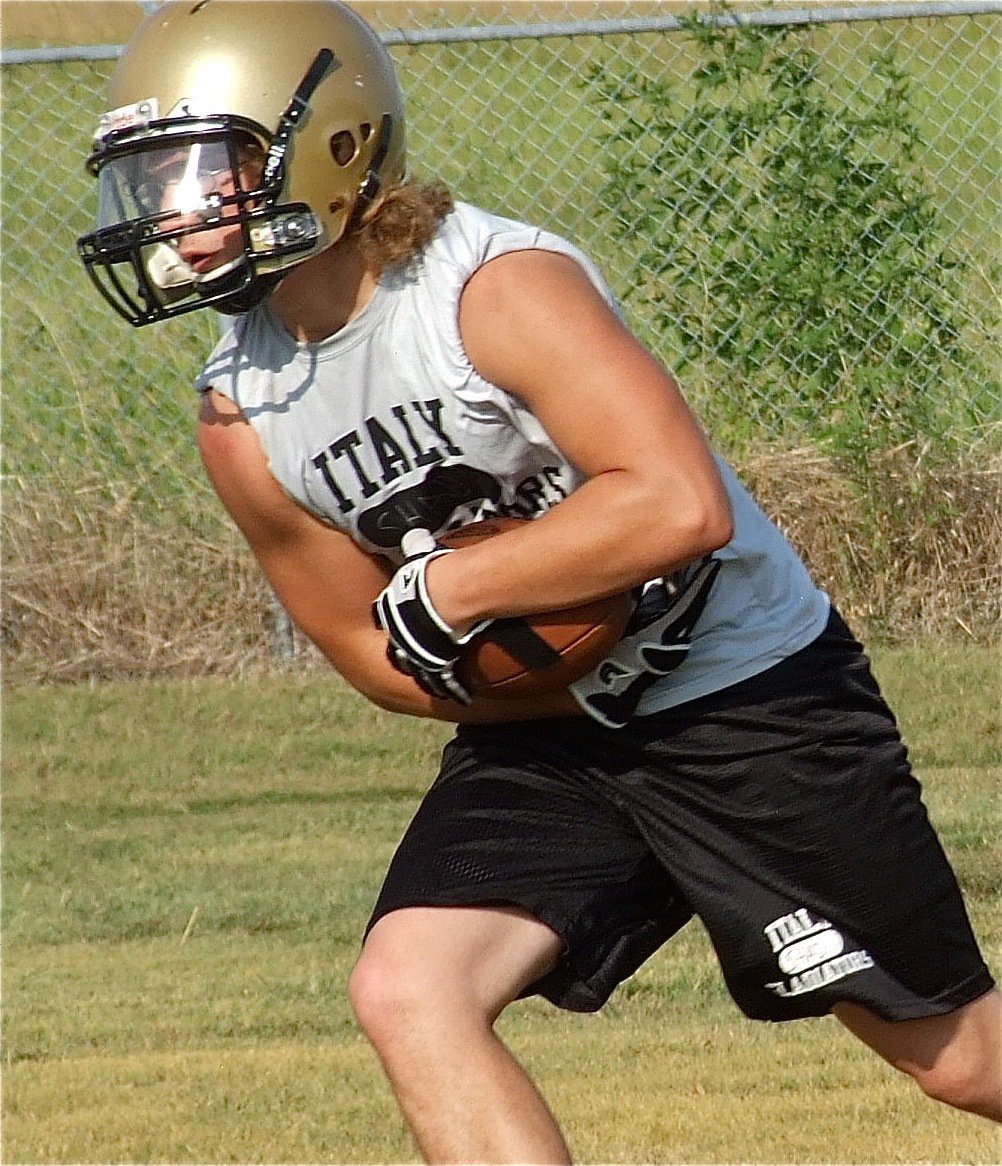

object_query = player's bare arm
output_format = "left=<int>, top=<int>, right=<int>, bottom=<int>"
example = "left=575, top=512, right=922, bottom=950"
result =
left=196, top=388, right=579, bottom=721
left=428, top=247, right=735, bottom=633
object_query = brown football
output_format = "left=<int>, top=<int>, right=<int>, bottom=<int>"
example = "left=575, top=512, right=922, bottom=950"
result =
left=437, top=516, right=633, bottom=698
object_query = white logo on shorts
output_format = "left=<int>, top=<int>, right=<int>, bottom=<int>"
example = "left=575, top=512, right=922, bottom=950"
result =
left=763, top=907, right=874, bottom=998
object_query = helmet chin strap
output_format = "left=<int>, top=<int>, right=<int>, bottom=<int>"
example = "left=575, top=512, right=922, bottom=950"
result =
left=212, top=268, right=285, bottom=314
left=262, top=48, right=338, bottom=200
left=349, top=113, right=395, bottom=229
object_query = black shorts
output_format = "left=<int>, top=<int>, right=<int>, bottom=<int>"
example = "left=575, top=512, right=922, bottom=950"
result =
left=367, top=611, right=994, bottom=1021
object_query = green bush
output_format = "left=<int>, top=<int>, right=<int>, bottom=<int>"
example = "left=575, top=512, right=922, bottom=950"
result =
left=588, top=7, right=999, bottom=461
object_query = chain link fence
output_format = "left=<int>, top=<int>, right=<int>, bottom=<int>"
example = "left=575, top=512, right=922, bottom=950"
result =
left=2, top=1, right=999, bottom=676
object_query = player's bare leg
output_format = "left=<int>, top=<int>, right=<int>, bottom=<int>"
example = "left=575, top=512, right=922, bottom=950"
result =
left=834, top=987, right=1002, bottom=1120
left=349, top=905, right=572, bottom=1164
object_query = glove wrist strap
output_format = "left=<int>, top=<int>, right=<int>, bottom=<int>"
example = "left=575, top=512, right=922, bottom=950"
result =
left=414, top=550, right=493, bottom=646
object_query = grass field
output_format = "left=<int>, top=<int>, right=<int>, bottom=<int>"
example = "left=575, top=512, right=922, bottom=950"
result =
left=3, top=642, right=1000, bottom=1163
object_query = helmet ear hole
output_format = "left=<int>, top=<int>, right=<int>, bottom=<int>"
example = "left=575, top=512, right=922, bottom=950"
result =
left=330, top=130, right=357, bottom=167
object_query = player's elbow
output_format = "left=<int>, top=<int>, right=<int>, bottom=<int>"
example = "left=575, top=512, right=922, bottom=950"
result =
left=345, top=659, right=444, bottom=720
left=640, top=454, right=734, bottom=564
left=340, top=667, right=418, bottom=716
left=700, top=494, right=734, bottom=553
left=664, top=491, right=733, bottom=563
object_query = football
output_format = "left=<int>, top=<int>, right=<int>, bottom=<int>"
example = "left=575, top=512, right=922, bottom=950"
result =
left=437, top=516, right=633, bottom=698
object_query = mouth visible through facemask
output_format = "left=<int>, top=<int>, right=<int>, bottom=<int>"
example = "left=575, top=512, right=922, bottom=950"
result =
left=146, top=240, right=247, bottom=299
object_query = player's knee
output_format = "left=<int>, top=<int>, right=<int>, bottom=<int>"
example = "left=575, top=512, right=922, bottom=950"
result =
left=348, top=943, right=415, bottom=1045
left=838, top=992, right=1001, bottom=1121
left=908, top=1046, right=1002, bottom=1120
left=348, top=936, right=469, bottom=1050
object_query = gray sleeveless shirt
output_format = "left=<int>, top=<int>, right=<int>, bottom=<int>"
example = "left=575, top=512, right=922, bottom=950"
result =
left=196, top=201, right=830, bottom=713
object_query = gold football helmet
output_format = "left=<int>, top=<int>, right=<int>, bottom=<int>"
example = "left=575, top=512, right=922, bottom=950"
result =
left=78, top=0, right=406, bottom=325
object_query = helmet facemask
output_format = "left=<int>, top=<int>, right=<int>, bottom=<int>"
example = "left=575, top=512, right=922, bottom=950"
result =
left=79, top=73, right=332, bottom=325
left=82, top=124, right=290, bottom=321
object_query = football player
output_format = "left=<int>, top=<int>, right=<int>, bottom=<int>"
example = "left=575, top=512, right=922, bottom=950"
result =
left=79, top=2, right=1000, bottom=1159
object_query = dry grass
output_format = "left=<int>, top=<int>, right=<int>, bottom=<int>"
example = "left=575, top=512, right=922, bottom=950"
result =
left=3, top=446, right=999, bottom=684
left=740, top=443, right=1002, bottom=640
left=2, top=488, right=280, bottom=684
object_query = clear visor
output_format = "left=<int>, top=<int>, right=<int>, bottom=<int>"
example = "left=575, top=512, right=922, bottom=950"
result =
left=96, top=138, right=259, bottom=229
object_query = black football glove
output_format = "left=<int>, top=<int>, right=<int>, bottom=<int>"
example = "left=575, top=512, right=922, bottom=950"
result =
left=373, top=528, right=492, bottom=704
left=569, top=556, right=721, bottom=729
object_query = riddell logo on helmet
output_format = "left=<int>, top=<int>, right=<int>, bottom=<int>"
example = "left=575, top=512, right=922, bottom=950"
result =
left=95, top=98, right=158, bottom=141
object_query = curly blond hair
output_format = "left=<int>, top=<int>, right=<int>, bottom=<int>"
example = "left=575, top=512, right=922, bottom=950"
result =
left=356, top=179, right=454, bottom=274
